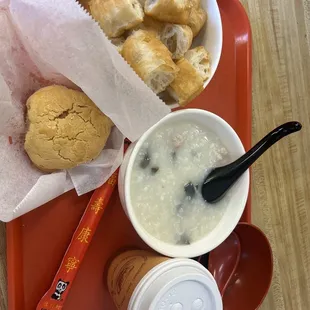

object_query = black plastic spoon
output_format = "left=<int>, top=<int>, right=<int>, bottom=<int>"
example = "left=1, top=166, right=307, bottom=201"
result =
left=201, top=122, right=302, bottom=203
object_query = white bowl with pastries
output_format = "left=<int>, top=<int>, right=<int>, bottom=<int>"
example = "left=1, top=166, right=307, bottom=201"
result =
left=87, top=0, right=223, bottom=108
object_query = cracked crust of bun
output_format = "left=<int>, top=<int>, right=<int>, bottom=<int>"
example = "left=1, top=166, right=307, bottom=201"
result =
left=24, top=85, right=113, bottom=172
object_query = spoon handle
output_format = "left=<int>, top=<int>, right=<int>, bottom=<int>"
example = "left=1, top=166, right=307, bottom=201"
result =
left=203, top=122, right=302, bottom=202
left=224, top=121, right=301, bottom=173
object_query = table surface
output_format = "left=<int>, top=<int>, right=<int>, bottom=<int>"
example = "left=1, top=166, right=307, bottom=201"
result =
left=1, top=1, right=310, bottom=309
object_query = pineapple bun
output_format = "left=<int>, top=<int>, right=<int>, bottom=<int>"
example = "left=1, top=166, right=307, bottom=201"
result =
left=24, top=85, right=113, bottom=172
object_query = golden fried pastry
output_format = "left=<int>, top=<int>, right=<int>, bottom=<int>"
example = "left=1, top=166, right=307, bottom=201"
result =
left=89, top=0, right=144, bottom=37
left=122, top=30, right=179, bottom=94
left=191, top=0, right=201, bottom=8
left=24, top=85, right=113, bottom=172
left=132, top=15, right=165, bottom=38
left=167, top=58, right=204, bottom=106
left=161, top=24, right=193, bottom=59
left=188, top=6, right=207, bottom=37
left=144, top=0, right=193, bottom=24
left=184, top=46, right=211, bottom=80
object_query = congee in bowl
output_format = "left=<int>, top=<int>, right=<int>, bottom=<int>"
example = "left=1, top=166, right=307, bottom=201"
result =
left=118, top=109, right=249, bottom=258
left=130, top=121, right=231, bottom=245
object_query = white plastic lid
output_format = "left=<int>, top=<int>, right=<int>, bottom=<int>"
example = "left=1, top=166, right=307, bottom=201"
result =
left=150, top=274, right=221, bottom=310
left=129, top=259, right=222, bottom=310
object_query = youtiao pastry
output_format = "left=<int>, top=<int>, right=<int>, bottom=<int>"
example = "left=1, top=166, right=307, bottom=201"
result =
left=167, top=58, right=204, bottom=106
left=184, top=46, right=211, bottom=81
left=122, top=30, right=179, bottom=94
left=144, top=0, right=193, bottom=24
left=89, top=0, right=144, bottom=37
left=188, top=6, right=207, bottom=37
left=161, top=24, right=193, bottom=59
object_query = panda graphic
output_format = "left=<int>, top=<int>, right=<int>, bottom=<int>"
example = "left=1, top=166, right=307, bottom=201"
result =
left=51, top=279, right=70, bottom=300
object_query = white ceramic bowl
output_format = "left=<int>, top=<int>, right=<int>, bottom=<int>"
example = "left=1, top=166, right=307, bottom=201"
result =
left=199, top=0, right=222, bottom=89
left=118, top=109, right=249, bottom=258
left=168, top=0, right=223, bottom=108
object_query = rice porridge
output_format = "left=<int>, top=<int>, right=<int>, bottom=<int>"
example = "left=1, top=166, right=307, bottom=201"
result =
left=130, top=121, right=231, bottom=245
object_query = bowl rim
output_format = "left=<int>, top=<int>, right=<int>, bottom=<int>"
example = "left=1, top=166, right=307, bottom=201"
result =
left=169, top=0, right=223, bottom=109
left=202, top=0, right=223, bottom=89
left=124, top=109, right=250, bottom=258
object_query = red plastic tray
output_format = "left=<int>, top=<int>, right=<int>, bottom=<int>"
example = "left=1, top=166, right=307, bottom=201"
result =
left=6, top=0, right=252, bottom=309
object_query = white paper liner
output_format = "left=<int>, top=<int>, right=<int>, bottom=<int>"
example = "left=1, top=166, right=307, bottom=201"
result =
left=0, top=0, right=170, bottom=222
